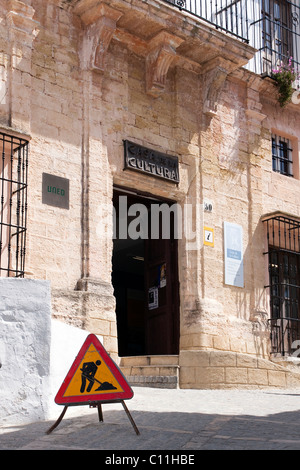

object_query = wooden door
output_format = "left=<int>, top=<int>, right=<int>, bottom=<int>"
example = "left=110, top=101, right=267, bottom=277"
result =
left=144, top=227, right=179, bottom=355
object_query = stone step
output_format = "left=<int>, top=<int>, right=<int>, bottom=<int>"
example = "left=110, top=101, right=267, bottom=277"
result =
left=120, top=355, right=179, bottom=389
left=126, top=374, right=179, bottom=388
left=120, top=355, right=179, bottom=367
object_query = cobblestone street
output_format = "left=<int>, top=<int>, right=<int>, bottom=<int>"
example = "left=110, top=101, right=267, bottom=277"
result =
left=1, top=387, right=300, bottom=452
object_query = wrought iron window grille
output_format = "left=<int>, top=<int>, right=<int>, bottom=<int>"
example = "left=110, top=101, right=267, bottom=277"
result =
left=0, top=132, right=29, bottom=278
left=272, top=133, right=293, bottom=177
left=258, top=0, right=300, bottom=76
left=263, top=215, right=300, bottom=356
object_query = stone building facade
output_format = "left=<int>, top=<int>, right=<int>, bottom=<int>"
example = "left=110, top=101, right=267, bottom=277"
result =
left=1, top=0, right=300, bottom=389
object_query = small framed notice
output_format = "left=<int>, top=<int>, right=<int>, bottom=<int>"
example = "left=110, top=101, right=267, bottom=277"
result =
left=224, top=221, right=244, bottom=288
left=148, top=287, right=158, bottom=310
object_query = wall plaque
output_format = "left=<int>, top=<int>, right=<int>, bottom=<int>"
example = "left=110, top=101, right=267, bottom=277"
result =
left=42, top=173, right=69, bottom=210
left=124, top=140, right=179, bottom=183
left=224, top=221, right=244, bottom=288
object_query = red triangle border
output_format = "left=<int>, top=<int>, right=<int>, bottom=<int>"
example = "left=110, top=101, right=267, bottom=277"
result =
left=55, top=334, right=134, bottom=405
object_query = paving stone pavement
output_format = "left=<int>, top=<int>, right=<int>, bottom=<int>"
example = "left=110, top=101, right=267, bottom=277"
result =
left=1, top=387, right=300, bottom=453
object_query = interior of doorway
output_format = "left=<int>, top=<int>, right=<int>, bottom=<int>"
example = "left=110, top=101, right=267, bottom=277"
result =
left=112, top=187, right=179, bottom=357
left=113, top=235, right=145, bottom=357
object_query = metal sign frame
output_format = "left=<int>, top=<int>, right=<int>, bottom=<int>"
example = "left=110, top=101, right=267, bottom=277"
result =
left=124, top=140, right=179, bottom=183
left=55, top=334, right=133, bottom=405
left=47, top=334, right=139, bottom=435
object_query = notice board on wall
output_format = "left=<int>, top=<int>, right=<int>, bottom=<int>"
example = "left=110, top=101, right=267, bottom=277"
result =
left=224, top=221, right=244, bottom=288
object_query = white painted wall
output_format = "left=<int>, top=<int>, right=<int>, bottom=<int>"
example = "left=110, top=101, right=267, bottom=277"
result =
left=0, top=278, right=103, bottom=425
left=48, top=319, right=103, bottom=419
left=0, top=279, right=51, bottom=425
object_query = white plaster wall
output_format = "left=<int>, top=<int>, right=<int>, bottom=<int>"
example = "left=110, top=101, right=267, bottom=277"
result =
left=0, top=279, right=51, bottom=425
left=0, top=278, right=105, bottom=425
left=48, top=319, right=103, bottom=419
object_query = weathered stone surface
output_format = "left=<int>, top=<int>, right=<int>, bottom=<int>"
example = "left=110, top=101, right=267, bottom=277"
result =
left=0, top=0, right=299, bottom=388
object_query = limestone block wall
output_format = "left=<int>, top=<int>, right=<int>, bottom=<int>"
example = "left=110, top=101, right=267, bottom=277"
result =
left=26, top=3, right=83, bottom=288
left=0, top=0, right=118, bottom=355
left=0, top=0, right=299, bottom=390
left=179, top=350, right=300, bottom=389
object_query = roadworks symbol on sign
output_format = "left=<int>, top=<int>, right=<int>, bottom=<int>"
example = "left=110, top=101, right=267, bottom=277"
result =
left=55, top=334, right=133, bottom=405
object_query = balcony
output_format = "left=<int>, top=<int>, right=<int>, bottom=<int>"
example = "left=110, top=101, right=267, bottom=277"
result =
left=163, top=0, right=300, bottom=76
left=74, top=0, right=256, bottom=102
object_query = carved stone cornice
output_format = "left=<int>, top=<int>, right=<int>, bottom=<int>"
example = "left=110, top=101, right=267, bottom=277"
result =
left=146, top=31, right=184, bottom=97
left=245, top=76, right=267, bottom=127
left=75, top=1, right=123, bottom=72
left=6, top=0, right=39, bottom=39
left=201, top=58, right=234, bottom=116
left=245, top=109, right=267, bottom=122
left=202, top=67, right=228, bottom=116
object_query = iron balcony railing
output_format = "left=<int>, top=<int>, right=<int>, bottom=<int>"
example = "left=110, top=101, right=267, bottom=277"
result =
left=164, top=0, right=250, bottom=42
left=163, top=0, right=300, bottom=77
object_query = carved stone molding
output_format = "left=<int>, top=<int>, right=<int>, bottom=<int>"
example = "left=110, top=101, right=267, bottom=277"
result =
left=146, top=31, right=184, bottom=97
left=201, top=58, right=234, bottom=116
left=245, top=109, right=267, bottom=122
left=75, top=1, right=123, bottom=72
left=6, top=0, right=39, bottom=39
left=203, top=67, right=228, bottom=117
left=245, top=77, right=267, bottom=129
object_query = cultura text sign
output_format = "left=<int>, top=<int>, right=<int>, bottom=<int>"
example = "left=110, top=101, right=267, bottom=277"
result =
left=124, top=140, right=179, bottom=183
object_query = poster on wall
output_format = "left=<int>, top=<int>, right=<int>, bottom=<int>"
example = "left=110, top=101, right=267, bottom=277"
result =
left=224, top=221, right=244, bottom=288
left=159, top=263, right=166, bottom=288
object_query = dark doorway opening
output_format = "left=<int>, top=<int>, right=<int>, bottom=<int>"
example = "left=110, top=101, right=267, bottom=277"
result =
left=112, top=188, right=180, bottom=357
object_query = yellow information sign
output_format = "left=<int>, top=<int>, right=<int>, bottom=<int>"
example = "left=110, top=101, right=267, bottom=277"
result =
left=204, top=226, right=214, bottom=247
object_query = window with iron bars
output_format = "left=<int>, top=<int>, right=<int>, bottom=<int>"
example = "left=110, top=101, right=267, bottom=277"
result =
left=0, top=132, right=29, bottom=278
left=260, top=0, right=297, bottom=75
left=264, top=215, right=300, bottom=356
left=272, top=133, right=293, bottom=177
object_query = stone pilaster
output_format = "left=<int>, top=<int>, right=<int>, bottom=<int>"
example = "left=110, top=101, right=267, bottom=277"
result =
left=6, top=0, right=39, bottom=132
left=72, top=0, right=120, bottom=355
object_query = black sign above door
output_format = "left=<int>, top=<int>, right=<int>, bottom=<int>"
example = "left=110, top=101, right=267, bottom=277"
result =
left=124, top=140, right=179, bottom=183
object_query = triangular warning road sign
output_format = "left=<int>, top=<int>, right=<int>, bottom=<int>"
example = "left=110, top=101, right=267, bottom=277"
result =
left=55, top=334, right=133, bottom=405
